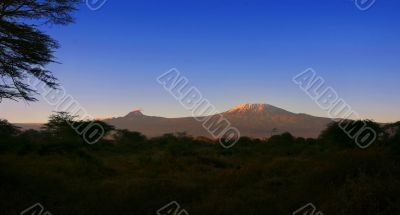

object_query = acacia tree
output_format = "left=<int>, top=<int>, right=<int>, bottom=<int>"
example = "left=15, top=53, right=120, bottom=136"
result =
left=0, top=0, right=79, bottom=102
left=0, top=119, right=20, bottom=138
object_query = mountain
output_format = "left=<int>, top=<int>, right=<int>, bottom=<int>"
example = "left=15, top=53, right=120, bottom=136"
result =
left=104, top=103, right=332, bottom=138
left=14, top=123, right=43, bottom=131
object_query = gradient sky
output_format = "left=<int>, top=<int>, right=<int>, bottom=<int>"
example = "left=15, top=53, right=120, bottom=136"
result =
left=1, top=0, right=399, bottom=123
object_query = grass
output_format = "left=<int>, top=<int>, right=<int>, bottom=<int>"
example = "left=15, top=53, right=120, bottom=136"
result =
left=1, top=140, right=399, bottom=215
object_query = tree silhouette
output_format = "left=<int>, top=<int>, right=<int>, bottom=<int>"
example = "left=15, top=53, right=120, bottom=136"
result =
left=114, top=129, right=147, bottom=145
left=42, top=111, right=114, bottom=143
left=41, top=111, right=82, bottom=145
left=42, top=112, right=76, bottom=134
left=267, top=132, right=295, bottom=144
left=319, top=120, right=381, bottom=147
left=0, top=119, right=20, bottom=138
left=383, top=121, right=400, bottom=145
left=0, top=0, right=80, bottom=102
left=0, top=119, right=20, bottom=149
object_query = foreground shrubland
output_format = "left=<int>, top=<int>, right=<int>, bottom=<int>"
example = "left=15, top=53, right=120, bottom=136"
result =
left=0, top=113, right=399, bottom=215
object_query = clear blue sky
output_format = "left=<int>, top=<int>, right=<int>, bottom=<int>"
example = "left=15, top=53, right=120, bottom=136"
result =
left=1, top=0, right=399, bottom=123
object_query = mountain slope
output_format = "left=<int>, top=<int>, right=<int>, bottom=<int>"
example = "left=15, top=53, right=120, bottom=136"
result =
left=104, top=104, right=332, bottom=138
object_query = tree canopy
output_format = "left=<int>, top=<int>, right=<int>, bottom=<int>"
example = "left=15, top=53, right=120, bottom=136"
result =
left=0, top=119, right=20, bottom=138
left=0, top=0, right=80, bottom=102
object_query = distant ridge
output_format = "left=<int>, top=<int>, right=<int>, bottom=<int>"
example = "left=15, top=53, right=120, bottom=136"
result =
left=103, top=103, right=332, bottom=138
left=14, top=104, right=333, bottom=138
left=14, top=123, right=43, bottom=131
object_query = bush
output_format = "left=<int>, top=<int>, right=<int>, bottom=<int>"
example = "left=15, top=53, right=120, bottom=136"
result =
left=267, top=132, right=295, bottom=145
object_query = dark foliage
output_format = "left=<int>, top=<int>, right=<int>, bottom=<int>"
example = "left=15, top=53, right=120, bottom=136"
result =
left=0, top=0, right=80, bottom=102
left=1, top=115, right=400, bottom=215
left=114, top=129, right=147, bottom=146
left=319, top=120, right=383, bottom=148
left=0, top=119, right=20, bottom=137
left=267, top=132, right=295, bottom=145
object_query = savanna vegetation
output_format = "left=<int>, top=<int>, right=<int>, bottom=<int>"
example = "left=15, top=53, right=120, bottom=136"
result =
left=1, top=112, right=400, bottom=215
left=1, top=1, right=398, bottom=215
